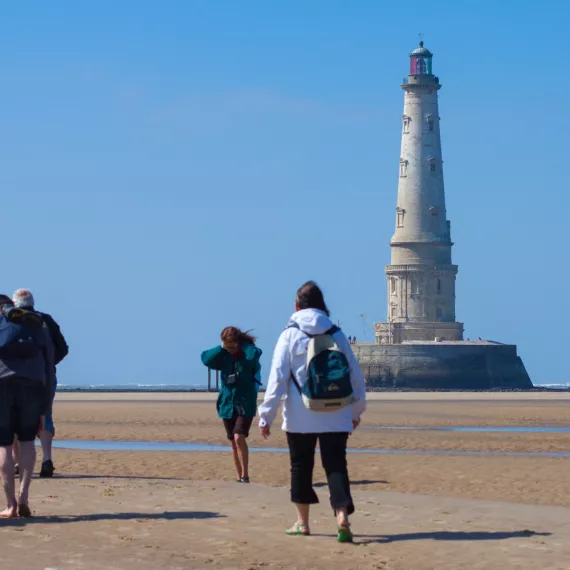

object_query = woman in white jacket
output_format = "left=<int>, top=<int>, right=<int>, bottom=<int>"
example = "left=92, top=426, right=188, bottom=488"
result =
left=258, top=281, right=366, bottom=543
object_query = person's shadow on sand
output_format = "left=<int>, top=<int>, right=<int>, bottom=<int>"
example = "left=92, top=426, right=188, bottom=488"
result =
left=314, top=479, right=388, bottom=488
left=0, top=511, right=224, bottom=526
left=51, top=474, right=185, bottom=482
left=352, top=530, right=551, bottom=544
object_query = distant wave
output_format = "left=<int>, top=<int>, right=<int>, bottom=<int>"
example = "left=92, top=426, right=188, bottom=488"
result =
left=57, top=383, right=208, bottom=392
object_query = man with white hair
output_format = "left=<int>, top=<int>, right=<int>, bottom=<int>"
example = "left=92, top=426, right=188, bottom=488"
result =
left=12, top=289, right=68, bottom=478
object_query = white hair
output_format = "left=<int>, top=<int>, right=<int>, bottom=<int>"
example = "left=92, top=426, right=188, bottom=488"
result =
left=12, top=288, right=35, bottom=309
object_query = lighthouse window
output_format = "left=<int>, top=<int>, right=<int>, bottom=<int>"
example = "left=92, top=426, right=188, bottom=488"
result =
left=436, top=307, right=443, bottom=318
left=397, top=208, right=405, bottom=228
left=399, top=159, right=408, bottom=177
left=417, top=58, right=427, bottom=74
left=437, top=278, right=442, bottom=293
left=391, top=306, right=397, bottom=320
left=428, top=119, right=434, bottom=131
left=403, top=117, right=410, bottom=134
left=430, top=162, right=436, bottom=172
left=391, top=278, right=397, bottom=295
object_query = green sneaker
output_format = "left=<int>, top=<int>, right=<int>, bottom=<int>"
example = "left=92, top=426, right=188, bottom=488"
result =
left=337, top=524, right=353, bottom=543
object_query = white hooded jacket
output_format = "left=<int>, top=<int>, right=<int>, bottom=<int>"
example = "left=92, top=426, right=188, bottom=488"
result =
left=258, top=308, right=367, bottom=434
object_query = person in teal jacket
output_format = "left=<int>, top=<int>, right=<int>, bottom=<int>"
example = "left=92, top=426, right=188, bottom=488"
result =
left=201, top=327, right=262, bottom=483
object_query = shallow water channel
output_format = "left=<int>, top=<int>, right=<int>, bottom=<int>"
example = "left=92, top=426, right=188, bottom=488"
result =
left=47, top=439, right=570, bottom=458
left=363, top=426, right=570, bottom=433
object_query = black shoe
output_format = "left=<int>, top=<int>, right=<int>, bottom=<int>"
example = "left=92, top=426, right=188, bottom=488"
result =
left=39, top=460, right=54, bottom=478
left=240, top=477, right=250, bottom=483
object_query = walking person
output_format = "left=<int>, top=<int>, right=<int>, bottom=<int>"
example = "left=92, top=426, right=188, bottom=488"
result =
left=12, top=289, right=69, bottom=478
left=258, top=281, right=366, bottom=542
left=201, top=327, right=262, bottom=483
left=0, top=295, right=54, bottom=517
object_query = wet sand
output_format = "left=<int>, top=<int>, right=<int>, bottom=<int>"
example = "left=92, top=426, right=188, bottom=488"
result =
left=48, top=396, right=570, bottom=507
left=2, top=393, right=570, bottom=569
left=55, top=391, right=570, bottom=401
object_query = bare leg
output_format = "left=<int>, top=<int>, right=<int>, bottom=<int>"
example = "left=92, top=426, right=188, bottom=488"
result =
left=336, top=507, right=349, bottom=526
left=17, top=440, right=36, bottom=508
left=39, top=430, right=53, bottom=463
left=12, top=437, right=19, bottom=467
left=294, top=503, right=310, bottom=527
left=233, top=434, right=248, bottom=479
left=230, top=439, right=242, bottom=481
left=0, top=445, right=17, bottom=517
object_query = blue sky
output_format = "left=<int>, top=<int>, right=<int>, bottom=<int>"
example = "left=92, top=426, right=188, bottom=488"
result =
left=1, top=1, right=568, bottom=387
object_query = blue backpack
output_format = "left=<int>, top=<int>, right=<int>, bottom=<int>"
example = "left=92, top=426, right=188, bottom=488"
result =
left=288, top=323, right=354, bottom=412
left=0, top=309, right=43, bottom=359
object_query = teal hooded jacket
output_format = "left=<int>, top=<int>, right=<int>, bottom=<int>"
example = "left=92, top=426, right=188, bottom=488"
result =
left=201, top=342, right=262, bottom=419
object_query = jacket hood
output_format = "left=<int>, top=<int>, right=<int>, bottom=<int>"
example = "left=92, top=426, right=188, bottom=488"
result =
left=289, top=308, right=334, bottom=336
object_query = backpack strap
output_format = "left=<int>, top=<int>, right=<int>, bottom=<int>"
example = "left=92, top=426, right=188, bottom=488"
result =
left=290, top=371, right=302, bottom=396
left=286, top=322, right=304, bottom=395
left=286, top=322, right=314, bottom=338
left=325, top=325, right=340, bottom=335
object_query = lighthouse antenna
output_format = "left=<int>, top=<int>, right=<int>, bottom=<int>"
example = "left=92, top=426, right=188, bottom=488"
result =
left=359, top=314, right=370, bottom=340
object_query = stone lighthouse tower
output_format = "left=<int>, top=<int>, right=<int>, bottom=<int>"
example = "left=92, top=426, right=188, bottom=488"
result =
left=354, top=41, right=532, bottom=389
left=375, top=41, right=464, bottom=344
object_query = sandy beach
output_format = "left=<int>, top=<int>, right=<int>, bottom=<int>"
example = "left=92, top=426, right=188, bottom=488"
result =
left=2, top=392, right=570, bottom=569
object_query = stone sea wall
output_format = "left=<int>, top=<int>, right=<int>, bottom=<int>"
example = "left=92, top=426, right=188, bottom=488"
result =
left=353, top=343, right=533, bottom=390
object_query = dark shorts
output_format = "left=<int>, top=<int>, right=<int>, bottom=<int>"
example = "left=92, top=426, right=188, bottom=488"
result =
left=0, top=377, right=44, bottom=446
left=223, top=413, right=254, bottom=440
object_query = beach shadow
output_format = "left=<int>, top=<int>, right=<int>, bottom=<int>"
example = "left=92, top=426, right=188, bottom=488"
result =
left=314, top=479, right=388, bottom=488
left=354, top=530, right=551, bottom=545
left=51, top=474, right=184, bottom=482
left=0, top=511, right=224, bottom=526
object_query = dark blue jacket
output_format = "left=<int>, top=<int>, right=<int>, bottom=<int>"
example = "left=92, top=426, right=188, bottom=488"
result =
left=0, top=317, right=54, bottom=413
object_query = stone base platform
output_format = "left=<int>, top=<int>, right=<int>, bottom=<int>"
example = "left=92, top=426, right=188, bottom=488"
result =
left=353, top=340, right=533, bottom=389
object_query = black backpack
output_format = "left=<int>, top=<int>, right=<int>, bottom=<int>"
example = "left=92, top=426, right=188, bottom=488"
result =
left=0, top=307, right=44, bottom=359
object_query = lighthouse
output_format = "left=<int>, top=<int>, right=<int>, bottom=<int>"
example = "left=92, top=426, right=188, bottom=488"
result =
left=376, top=41, right=464, bottom=344
left=354, top=41, right=532, bottom=389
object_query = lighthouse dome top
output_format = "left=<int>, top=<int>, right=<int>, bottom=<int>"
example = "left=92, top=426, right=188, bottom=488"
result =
left=408, top=40, right=433, bottom=76
left=410, top=41, right=433, bottom=58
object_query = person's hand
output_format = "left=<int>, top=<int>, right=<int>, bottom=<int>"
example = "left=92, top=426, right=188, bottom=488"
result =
left=352, top=418, right=361, bottom=430
left=260, top=425, right=271, bottom=439
left=37, top=415, right=45, bottom=436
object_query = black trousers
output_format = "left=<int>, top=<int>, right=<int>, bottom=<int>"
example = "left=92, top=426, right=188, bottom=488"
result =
left=286, top=432, right=354, bottom=515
